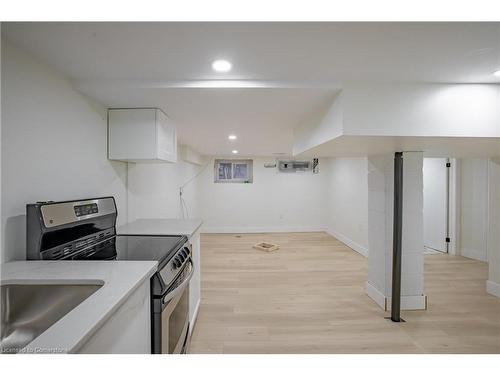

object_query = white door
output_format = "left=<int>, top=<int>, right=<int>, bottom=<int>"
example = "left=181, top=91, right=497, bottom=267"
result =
left=423, top=158, right=448, bottom=252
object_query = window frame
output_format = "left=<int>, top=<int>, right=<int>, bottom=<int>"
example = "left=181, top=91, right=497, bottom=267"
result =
left=214, top=159, right=253, bottom=183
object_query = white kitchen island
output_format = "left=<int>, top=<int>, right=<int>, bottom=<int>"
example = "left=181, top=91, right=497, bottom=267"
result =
left=1, top=260, right=156, bottom=354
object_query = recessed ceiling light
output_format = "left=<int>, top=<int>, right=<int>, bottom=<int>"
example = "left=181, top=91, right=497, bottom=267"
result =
left=232, top=150, right=238, bottom=154
left=212, top=59, right=232, bottom=72
left=228, top=135, right=237, bottom=140
left=494, top=69, right=500, bottom=77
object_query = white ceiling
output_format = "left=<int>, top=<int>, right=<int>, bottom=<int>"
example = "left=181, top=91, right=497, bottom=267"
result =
left=79, top=86, right=339, bottom=156
left=3, top=22, right=500, bottom=155
left=4, top=22, right=500, bottom=83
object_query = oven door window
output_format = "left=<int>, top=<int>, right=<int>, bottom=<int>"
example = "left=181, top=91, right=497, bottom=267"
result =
left=162, top=284, right=189, bottom=354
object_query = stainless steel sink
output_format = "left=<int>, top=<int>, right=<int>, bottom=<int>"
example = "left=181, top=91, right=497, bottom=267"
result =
left=1, top=283, right=102, bottom=354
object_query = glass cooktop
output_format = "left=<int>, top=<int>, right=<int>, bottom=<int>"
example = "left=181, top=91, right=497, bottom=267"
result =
left=72, top=235, right=187, bottom=267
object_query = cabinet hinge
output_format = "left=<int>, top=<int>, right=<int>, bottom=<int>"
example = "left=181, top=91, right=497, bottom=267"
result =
left=445, top=237, right=450, bottom=243
left=446, top=162, right=451, bottom=168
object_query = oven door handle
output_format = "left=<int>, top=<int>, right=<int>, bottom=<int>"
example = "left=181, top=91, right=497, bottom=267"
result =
left=162, top=260, right=194, bottom=304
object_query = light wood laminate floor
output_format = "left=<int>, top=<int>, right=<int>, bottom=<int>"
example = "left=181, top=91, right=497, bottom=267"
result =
left=189, top=232, right=500, bottom=353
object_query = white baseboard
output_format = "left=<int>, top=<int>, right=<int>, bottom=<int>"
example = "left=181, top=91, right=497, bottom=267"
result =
left=365, top=282, right=427, bottom=311
left=326, top=228, right=368, bottom=257
left=461, top=248, right=487, bottom=262
left=201, top=226, right=326, bottom=234
left=365, top=282, right=386, bottom=308
left=486, top=280, right=500, bottom=298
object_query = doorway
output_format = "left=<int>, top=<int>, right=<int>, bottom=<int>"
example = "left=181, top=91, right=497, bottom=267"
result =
left=423, top=158, right=449, bottom=254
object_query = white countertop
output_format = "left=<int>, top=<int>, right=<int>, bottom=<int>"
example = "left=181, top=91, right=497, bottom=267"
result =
left=1, top=260, right=157, bottom=353
left=117, top=218, right=203, bottom=238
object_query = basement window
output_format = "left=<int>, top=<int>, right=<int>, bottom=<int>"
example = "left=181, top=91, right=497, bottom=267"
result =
left=214, top=159, right=253, bottom=183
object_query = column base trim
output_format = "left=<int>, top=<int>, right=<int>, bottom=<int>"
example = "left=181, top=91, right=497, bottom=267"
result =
left=366, top=281, right=386, bottom=308
left=486, top=280, right=500, bottom=298
left=365, top=282, right=427, bottom=311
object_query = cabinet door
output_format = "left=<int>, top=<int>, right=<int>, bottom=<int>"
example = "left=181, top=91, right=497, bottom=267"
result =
left=77, top=281, right=151, bottom=353
left=108, top=108, right=157, bottom=160
left=156, top=110, right=177, bottom=162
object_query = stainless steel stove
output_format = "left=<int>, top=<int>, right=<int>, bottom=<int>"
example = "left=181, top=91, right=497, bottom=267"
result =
left=26, top=197, right=193, bottom=354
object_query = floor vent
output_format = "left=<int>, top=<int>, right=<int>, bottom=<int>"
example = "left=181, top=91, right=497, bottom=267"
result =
left=253, top=242, right=280, bottom=252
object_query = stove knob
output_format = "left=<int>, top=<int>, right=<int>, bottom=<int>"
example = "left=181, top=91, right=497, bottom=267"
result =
left=173, top=257, right=182, bottom=269
left=184, top=247, right=191, bottom=255
left=178, top=252, right=185, bottom=262
left=180, top=249, right=188, bottom=258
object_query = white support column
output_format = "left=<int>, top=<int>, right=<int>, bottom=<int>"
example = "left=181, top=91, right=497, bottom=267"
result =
left=366, top=152, right=427, bottom=311
left=486, top=158, right=500, bottom=298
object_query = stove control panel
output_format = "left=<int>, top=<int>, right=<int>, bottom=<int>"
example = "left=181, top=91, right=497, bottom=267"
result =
left=156, top=243, right=192, bottom=293
left=39, top=197, right=116, bottom=228
left=74, top=203, right=98, bottom=217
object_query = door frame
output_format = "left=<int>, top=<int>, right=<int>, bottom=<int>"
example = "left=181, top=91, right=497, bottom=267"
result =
left=447, top=158, right=460, bottom=256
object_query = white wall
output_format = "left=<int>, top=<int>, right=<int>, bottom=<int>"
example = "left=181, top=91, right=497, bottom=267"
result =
left=126, top=156, right=371, bottom=257
left=128, top=156, right=371, bottom=254
left=1, top=28, right=3, bottom=264
left=343, top=83, right=500, bottom=138
left=460, top=158, right=489, bottom=262
left=126, top=160, right=202, bottom=221
left=324, top=158, right=368, bottom=256
left=198, top=157, right=328, bottom=233
left=1, top=41, right=128, bottom=262
left=293, top=83, right=500, bottom=159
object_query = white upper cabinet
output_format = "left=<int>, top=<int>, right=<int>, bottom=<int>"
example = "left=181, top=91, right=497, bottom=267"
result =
left=108, top=108, right=177, bottom=162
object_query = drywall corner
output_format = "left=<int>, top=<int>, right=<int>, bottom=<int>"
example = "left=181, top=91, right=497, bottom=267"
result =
left=292, top=91, right=344, bottom=156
